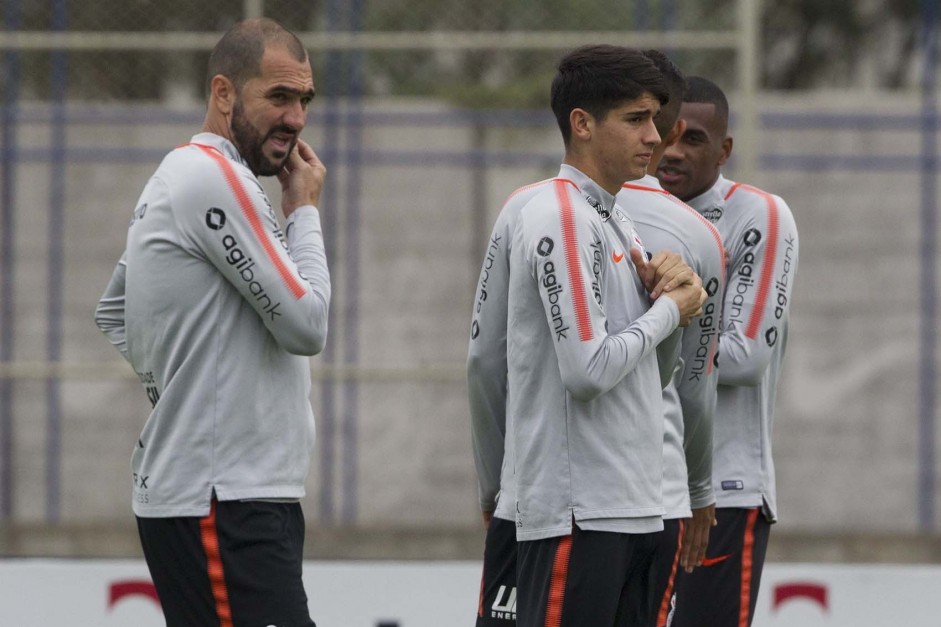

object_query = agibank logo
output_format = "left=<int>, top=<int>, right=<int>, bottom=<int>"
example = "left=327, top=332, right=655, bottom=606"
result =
left=204, top=206, right=283, bottom=321
left=205, top=207, right=227, bottom=230
left=222, top=235, right=283, bottom=321
left=537, top=236, right=554, bottom=257
left=537, top=237, right=570, bottom=342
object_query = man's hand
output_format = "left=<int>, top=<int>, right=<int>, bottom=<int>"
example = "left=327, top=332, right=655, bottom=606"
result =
left=277, top=139, right=326, bottom=217
left=482, top=510, right=493, bottom=529
left=630, top=249, right=695, bottom=299
left=680, top=504, right=717, bottom=573
left=631, top=248, right=706, bottom=325
left=664, top=274, right=707, bottom=326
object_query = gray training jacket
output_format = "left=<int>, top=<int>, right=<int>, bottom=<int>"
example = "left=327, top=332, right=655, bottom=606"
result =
left=505, top=165, right=680, bottom=541
left=468, top=172, right=683, bottom=526
left=686, top=175, right=799, bottom=522
left=95, top=132, right=331, bottom=517
left=617, top=174, right=725, bottom=519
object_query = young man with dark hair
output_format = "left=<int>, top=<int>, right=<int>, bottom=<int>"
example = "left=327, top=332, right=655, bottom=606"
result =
left=656, top=75, right=800, bottom=627
left=469, top=44, right=707, bottom=627
left=95, top=18, right=330, bottom=627
left=616, top=51, right=725, bottom=627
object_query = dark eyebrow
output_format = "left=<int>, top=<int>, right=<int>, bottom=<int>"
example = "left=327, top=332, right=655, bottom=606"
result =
left=622, top=107, right=656, bottom=118
left=267, top=85, right=316, bottom=100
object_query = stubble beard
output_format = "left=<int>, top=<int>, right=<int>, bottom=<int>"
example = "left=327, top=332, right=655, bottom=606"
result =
left=231, top=98, right=294, bottom=177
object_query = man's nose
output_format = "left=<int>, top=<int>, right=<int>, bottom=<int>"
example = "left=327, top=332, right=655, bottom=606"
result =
left=646, top=120, right=660, bottom=147
left=283, top=100, right=307, bottom=130
left=662, top=140, right=683, bottom=161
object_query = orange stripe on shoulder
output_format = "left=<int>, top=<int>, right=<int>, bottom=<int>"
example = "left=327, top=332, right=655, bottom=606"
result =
left=505, top=178, right=553, bottom=203
left=554, top=180, right=593, bottom=342
left=665, top=193, right=726, bottom=269
left=664, top=194, right=726, bottom=373
left=621, top=182, right=671, bottom=195
left=191, top=143, right=307, bottom=301
left=505, top=177, right=579, bottom=204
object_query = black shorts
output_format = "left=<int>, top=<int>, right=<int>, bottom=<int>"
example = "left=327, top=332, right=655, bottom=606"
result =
left=671, top=507, right=770, bottom=627
left=137, top=499, right=316, bottom=627
left=516, top=525, right=659, bottom=627
left=477, top=516, right=519, bottom=625
left=651, top=518, right=684, bottom=627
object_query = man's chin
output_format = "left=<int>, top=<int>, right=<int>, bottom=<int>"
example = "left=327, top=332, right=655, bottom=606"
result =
left=254, top=160, right=284, bottom=177
left=267, top=145, right=295, bottom=168
left=253, top=153, right=289, bottom=177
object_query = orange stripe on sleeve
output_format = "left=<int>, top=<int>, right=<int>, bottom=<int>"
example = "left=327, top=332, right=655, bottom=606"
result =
left=194, top=144, right=307, bottom=300
left=200, top=501, right=234, bottom=627
left=726, top=184, right=779, bottom=340
left=478, top=563, right=486, bottom=618
left=554, top=180, right=593, bottom=342
left=738, top=508, right=760, bottom=627
left=544, top=535, right=573, bottom=627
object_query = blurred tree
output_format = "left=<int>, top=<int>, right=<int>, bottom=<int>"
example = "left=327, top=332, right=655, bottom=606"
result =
left=762, top=0, right=921, bottom=89
left=2, top=0, right=927, bottom=102
left=361, top=0, right=737, bottom=106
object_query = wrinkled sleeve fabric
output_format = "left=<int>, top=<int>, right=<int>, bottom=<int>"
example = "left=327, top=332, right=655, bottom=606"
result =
left=95, top=253, right=130, bottom=361
left=174, top=148, right=331, bottom=356
left=678, top=228, right=726, bottom=509
left=656, top=327, right=683, bottom=389
left=518, top=183, right=679, bottom=402
left=467, top=214, right=512, bottom=512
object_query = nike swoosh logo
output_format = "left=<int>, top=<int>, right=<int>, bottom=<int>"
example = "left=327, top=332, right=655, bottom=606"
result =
left=612, top=251, right=625, bottom=263
left=701, top=554, right=733, bottom=567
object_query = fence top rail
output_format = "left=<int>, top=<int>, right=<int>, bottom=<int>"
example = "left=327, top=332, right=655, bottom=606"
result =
left=0, top=361, right=465, bottom=383
left=0, top=29, right=739, bottom=51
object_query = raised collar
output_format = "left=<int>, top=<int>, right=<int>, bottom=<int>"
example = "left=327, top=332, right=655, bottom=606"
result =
left=188, top=132, right=250, bottom=170
left=685, top=175, right=727, bottom=224
left=558, top=164, right=618, bottom=221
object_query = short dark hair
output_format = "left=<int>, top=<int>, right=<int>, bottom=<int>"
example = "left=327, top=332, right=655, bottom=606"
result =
left=683, top=76, right=730, bottom=134
left=206, top=18, right=307, bottom=96
left=643, top=49, right=686, bottom=138
left=550, top=45, right=669, bottom=145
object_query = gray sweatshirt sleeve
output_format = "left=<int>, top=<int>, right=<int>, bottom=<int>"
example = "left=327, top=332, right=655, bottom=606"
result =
left=656, top=327, right=683, bottom=388
left=95, top=253, right=130, bottom=361
left=174, top=151, right=331, bottom=356
left=284, top=205, right=333, bottom=352
left=467, top=220, right=511, bottom=512
left=719, top=192, right=798, bottom=386
left=678, top=228, right=725, bottom=509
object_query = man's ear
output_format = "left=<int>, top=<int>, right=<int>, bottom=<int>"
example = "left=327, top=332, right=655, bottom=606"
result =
left=719, top=135, right=733, bottom=166
left=210, top=75, right=236, bottom=115
left=569, top=108, right=593, bottom=142
left=663, top=118, right=687, bottom=148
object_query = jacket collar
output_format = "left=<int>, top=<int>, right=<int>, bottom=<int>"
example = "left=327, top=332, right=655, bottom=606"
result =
left=189, top=132, right=250, bottom=170
left=558, top=164, right=618, bottom=221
